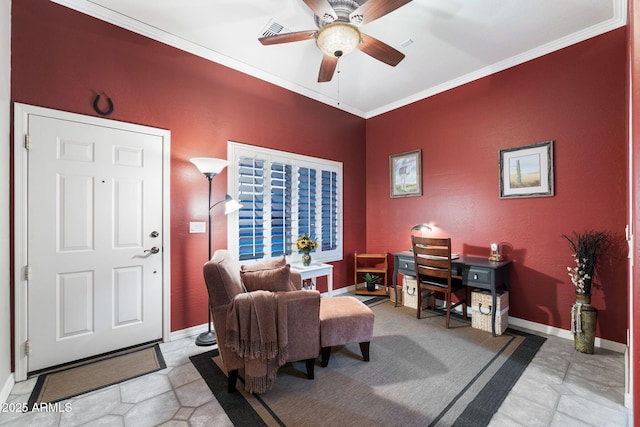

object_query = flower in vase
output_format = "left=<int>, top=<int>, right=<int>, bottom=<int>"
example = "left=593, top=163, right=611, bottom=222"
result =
left=296, top=234, right=318, bottom=253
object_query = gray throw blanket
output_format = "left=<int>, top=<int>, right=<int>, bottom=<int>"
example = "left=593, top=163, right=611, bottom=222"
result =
left=226, top=290, right=289, bottom=393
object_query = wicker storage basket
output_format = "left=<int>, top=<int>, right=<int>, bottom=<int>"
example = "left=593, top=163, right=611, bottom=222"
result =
left=471, top=290, right=509, bottom=335
left=403, top=276, right=418, bottom=309
left=390, top=285, right=403, bottom=304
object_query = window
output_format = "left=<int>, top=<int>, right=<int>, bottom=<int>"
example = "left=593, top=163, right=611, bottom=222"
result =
left=228, top=142, right=343, bottom=263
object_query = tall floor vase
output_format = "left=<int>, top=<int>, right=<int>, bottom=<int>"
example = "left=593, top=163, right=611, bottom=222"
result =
left=571, top=293, right=597, bottom=354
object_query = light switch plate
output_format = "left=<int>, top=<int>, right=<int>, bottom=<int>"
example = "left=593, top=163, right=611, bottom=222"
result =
left=189, top=222, right=206, bottom=233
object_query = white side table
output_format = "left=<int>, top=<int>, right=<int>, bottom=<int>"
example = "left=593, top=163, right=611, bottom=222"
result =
left=291, top=263, right=334, bottom=296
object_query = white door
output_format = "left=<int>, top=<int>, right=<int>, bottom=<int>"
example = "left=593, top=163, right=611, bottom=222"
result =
left=26, top=113, right=165, bottom=372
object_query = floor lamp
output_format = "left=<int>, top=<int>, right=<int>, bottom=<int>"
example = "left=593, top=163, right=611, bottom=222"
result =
left=190, top=157, right=242, bottom=347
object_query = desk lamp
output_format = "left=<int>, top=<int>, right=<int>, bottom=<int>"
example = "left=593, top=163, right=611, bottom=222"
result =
left=410, top=223, right=432, bottom=250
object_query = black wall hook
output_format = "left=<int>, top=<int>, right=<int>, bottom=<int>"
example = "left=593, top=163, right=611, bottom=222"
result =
left=93, top=94, right=114, bottom=116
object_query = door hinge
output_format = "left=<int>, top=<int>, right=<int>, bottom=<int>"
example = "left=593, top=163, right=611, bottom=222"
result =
left=25, top=340, right=30, bottom=356
left=24, top=134, right=30, bottom=150
left=24, top=265, right=31, bottom=281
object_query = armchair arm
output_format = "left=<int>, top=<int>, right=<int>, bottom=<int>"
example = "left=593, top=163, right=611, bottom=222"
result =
left=278, top=290, right=320, bottom=361
left=290, top=269, right=303, bottom=290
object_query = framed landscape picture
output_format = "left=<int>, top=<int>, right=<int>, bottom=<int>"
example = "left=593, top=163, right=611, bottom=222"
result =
left=390, top=149, right=422, bottom=198
left=499, top=141, right=554, bottom=198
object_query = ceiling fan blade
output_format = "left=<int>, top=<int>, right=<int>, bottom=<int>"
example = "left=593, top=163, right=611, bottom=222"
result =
left=350, top=0, right=412, bottom=25
left=258, top=30, right=317, bottom=45
left=358, top=33, right=405, bottom=66
left=318, top=55, right=338, bottom=82
left=302, top=0, right=337, bottom=22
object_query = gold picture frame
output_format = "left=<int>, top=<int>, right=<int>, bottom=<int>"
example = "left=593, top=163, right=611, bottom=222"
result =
left=499, top=141, right=554, bottom=198
left=390, top=149, right=422, bottom=198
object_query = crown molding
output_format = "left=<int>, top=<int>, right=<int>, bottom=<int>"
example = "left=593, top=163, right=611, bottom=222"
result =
left=51, top=0, right=627, bottom=119
left=367, top=0, right=627, bottom=118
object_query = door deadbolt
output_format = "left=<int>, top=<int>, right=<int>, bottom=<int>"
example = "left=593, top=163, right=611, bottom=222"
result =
left=150, top=231, right=159, bottom=238
left=144, top=246, right=160, bottom=254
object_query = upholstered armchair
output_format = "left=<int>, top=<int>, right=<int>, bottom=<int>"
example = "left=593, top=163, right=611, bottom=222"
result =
left=202, top=250, right=321, bottom=393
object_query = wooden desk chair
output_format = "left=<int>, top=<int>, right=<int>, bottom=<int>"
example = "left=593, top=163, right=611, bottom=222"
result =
left=411, top=236, right=467, bottom=328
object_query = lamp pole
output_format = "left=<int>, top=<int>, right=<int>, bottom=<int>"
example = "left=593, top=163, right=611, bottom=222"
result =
left=190, top=157, right=241, bottom=347
left=195, top=172, right=217, bottom=347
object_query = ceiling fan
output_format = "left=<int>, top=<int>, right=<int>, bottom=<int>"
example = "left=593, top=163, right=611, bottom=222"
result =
left=258, top=0, right=412, bottom=82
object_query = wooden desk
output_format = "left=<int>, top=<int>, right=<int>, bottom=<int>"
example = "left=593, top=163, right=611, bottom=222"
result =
left=392, top=251, right=511, bottom=336
left=291, top=262, right=334, bottom=296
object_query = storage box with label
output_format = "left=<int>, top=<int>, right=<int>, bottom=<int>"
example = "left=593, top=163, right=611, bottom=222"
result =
left=471, top=290, right=509, bottom=335
left=403, top=276, right=418, bottom=309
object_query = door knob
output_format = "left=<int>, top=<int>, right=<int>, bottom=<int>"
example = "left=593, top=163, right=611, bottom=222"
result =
left=144, top=246, right=160, bottom=254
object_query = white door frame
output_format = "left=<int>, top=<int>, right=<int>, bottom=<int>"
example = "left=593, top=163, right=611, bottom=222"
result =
left=13, top=103, right=172, bottom=381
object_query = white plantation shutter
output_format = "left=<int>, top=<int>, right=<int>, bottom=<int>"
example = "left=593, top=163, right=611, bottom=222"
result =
left=270, top=162, right=292, bottom=257
left=298, top=167, right=316, bottom=240
left=228, top=142, right=342, bottom=263
left=321, top=169, right=338, bottom=252
left=237, top=157, right=265, bottom=261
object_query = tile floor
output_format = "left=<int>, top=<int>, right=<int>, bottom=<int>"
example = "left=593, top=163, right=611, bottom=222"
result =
left=0, top=326, right=631, bottom=426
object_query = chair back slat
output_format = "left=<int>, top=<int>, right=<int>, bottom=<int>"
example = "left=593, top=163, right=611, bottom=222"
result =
left=410, top=235, right=466, bottom=328
left=417, top=264, right=449, bottom=278
left=412, top=235, right=453, bottom=282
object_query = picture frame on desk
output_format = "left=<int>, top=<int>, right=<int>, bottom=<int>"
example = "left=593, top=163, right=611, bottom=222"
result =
left=499, top=140, right=554, bottom=199
left=390, top=149, right=422, bottom=198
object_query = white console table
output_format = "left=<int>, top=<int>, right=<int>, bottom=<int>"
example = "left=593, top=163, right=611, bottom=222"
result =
left=291, top=262, right=334, bottom=296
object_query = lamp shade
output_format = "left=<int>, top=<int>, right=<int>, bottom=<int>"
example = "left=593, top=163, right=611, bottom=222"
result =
left=190, top=157, right=229, bottom=175
left=316, top=22, right=361, bottom=58
left=223, top=195, right=242, bottom=215
left=411, top=224, right=432, bottom=233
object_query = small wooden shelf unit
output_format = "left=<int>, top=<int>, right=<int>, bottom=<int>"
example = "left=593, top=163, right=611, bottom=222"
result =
left=354, top=253, right=388, bottom=296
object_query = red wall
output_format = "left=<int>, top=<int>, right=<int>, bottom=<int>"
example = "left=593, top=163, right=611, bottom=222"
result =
left=366, top=28, right=628, bottom=343
left=10, top=0, right=367, bottom=332
left=10, top=1, right=628, bottom=345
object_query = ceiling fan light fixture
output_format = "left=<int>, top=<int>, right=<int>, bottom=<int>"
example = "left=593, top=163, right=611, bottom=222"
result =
left=316, top=22, right=361, bottom=58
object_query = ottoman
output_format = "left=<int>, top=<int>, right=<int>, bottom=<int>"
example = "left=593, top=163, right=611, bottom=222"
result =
left=318, top=297, right=375, bottom=367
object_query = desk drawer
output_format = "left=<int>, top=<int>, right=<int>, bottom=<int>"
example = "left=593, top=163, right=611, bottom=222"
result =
left=465, top=267, right=492, bottom=286
left=397, top=257, right=415, bottom=274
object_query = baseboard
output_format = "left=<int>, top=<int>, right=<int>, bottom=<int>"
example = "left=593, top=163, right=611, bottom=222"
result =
left=624, top=392, right=632, bottom=409
left=331, top=286, right=352, bottom=296
left=168, top=290, right=627, bottom=355
left=339, top=286, right=628, bottom=353
left=0, top=372, right=15, bottom=404
left=170, top=323, right=210, bottom=341
left=507, top=316, right=627, bottom=353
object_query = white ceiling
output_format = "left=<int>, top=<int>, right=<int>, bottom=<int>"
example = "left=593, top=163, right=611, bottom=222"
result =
left=52, top=0, right=626, bottom=118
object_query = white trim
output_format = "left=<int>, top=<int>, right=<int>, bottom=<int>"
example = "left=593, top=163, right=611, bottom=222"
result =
left=174, top=298, right=627, bottom=354
left=627, top=0, right=634, bottom=408
left=48, top=0, right=365, bottom=118
left=13, top=103, right=172, bottom=381
left=368, top=2, right=628, bottom=118
left=169, top=323, right=210, bottom=342
left=508, top=316, right=627, bottom=353
left=49, top=0, right=627, bottom=119
left=0, top=373, right=14, bottom=404
left=227, top=141, right=343, bottom=264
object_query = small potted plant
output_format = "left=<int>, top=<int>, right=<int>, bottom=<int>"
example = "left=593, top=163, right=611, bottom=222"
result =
left=364, top=273, right=380, bottom=292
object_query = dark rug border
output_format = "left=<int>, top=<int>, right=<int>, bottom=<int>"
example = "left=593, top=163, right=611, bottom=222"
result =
left=453, top=328, right=546, bottom=426
left=27, top=343, right=166, bottom=410
left=190, top=348, right=268, bottom=426
left=188, top=295, right=386, bottom=426
left=190, top=324, right=545, bottom=427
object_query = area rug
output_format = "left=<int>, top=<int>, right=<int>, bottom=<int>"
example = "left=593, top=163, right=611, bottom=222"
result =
left=28, top=343, right=165, bottom=408
left=191, top=298, right=545, bottom=426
